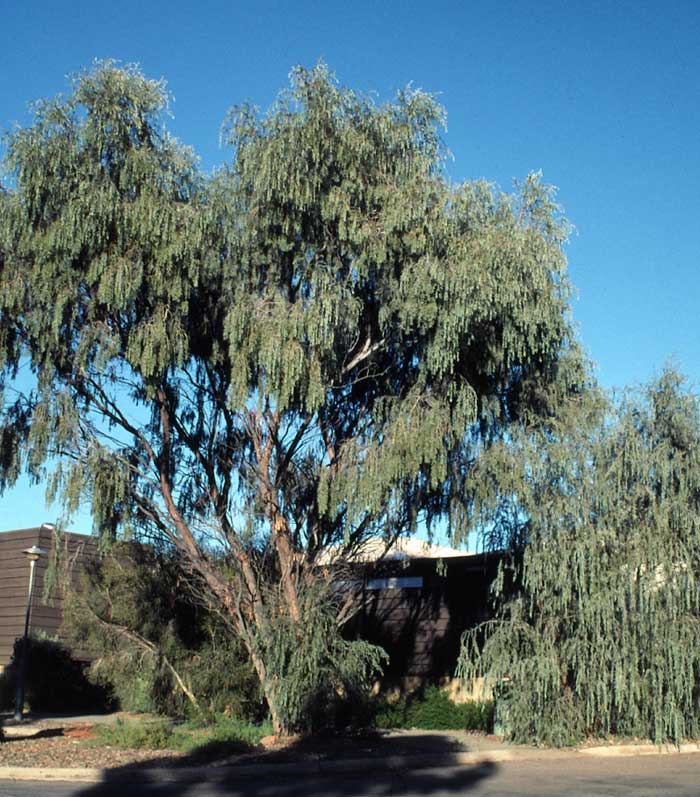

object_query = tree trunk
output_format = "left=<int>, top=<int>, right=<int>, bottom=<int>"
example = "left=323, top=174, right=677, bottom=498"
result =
left=272, top=514, right=302, bottom=624
left=245, top=632, right=285, bottom=736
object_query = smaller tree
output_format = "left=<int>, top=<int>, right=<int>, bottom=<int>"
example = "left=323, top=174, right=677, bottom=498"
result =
left=64, top=544, right=261, bottom=719
left=459, top=368, right=700, bottom=745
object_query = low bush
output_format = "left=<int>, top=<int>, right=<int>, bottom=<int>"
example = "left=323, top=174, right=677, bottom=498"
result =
left=197, top=716, right=274, bottom=749
left=374, top=686, right=494, bottom=731
left=0, top=635, right=113, bottom=714
left=93, top=715, right=273, bottom=757
left=95, top=718, right=173, bottom=750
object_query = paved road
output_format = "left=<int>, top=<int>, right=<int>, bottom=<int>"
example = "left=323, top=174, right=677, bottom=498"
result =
left=1, top=754, right=699, bottom=796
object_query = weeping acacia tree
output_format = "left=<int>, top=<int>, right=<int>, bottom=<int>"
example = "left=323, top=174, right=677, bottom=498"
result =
left=458, top=368, right=700, bottom=745
left=0, top=62, right=580, bottom=732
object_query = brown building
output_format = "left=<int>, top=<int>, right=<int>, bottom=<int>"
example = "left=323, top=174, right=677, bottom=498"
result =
left=0, top=527, right=498, bottom=695
left=345, top=551, right=501, bottom=694
left=0, top=526, right=94, bottom=672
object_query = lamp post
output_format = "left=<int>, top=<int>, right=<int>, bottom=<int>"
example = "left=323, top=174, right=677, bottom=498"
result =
left=14, top=544, right=46, bottom=721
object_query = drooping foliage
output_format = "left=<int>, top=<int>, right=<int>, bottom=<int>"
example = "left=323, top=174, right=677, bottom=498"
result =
left=253, top=579, right=388, bottom=732
left=0, top=62, right=580, bottom=731
left=459, top=368, right=700, bottom=745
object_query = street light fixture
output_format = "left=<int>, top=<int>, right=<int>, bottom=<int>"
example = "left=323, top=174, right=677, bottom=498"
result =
left=14, top=543, right=46, bottom=721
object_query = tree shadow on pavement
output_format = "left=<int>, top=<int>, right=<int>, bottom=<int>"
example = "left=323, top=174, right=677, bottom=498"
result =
left=73, top=732, right=499, bottom=796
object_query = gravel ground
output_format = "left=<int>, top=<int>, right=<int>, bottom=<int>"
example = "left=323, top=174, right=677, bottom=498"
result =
left=0, top=721, right=474, bottom=771
left=0, top=724, right=186, bottom=769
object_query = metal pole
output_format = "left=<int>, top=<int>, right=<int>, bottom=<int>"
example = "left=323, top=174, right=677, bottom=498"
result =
left=14, top=558, right=37, bottom=722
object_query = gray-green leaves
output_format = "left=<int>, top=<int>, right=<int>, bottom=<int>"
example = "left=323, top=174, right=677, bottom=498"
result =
left=0, top=62, right=580, bottom=732
left=459, top=368, right=700, bottom=745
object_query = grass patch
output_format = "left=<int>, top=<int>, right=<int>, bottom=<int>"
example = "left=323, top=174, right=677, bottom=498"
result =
left=93, top=715, right=273, bottom=760
left=94, top=718, right=174, bottom=750
left=374, top=686, right=494, bottom=731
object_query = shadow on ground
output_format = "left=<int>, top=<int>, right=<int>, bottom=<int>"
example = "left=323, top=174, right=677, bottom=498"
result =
left=73, top=732, right=499, bottom=796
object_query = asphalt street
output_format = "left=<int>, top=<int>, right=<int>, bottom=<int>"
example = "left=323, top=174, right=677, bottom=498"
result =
left=0, top=755, right=699, bottom=797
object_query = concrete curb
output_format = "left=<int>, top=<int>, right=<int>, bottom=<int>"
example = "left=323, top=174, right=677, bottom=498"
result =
left=0, top=767, right=105, bottom=783
left=578, top=742, right=700, bottom=757
left=2, top=727, right=44, bottom=739
left=1, top=744, right=700, bottom=783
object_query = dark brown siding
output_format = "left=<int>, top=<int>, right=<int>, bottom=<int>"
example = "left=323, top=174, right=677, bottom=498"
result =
left=0, top=527, right=96, bottom=669
left=345, top=553, right=500, bottom=688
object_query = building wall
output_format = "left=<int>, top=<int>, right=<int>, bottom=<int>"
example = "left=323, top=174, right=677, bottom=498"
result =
left=346, top=552, right=500, bottom=693
left=0, top=527, right=95, bottom=671
left=1, top=529, right=499, bottom=690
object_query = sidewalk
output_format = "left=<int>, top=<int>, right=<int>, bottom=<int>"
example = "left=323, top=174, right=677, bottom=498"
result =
left=2, top=712, right=125, bottom=737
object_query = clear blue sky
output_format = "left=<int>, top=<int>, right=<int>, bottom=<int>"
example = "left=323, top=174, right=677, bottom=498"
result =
left=2, top=0, right=699, bottom=532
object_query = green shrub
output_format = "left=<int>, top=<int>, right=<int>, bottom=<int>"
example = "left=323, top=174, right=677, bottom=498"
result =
left=89, top=665, right=155, bottom=715
left=173, top=716, right=274, bottom=762
left=181, top=639, right=263, bottom=721
left=64, top=545, right=263, bottom=721
left=461, top=699, right=495, bottom=732
left=374, top=686, right=494, bottom=731
left=0, top=635, right=113, bottom=713
left=93, top=715, right=273, bottom=757
left=95, top=718, right=173, bottom=750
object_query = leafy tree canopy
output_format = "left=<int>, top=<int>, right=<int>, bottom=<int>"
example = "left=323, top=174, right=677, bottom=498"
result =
left=0, top=62, right=582, bottom=731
